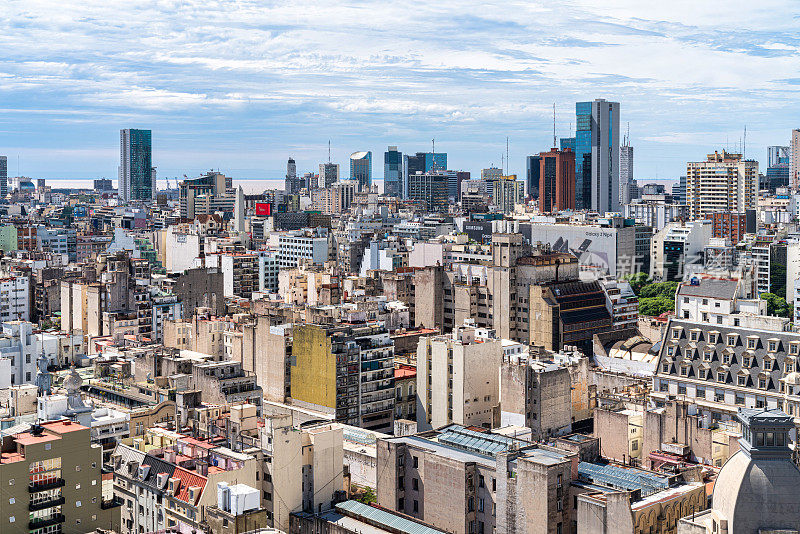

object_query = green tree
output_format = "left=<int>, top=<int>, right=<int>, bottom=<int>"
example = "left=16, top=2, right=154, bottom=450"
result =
left=624, top=272, right=651, bottom=295
left=760, top=292, right=792, bottom=318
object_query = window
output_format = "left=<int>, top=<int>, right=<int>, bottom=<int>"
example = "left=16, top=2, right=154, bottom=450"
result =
left=769, top=341, right=777, bottom=352
left=747, top=338, right=757, bottom=349
left=699, top=369, right=707, bottom=379
left=413, top=500, right=419, bottom=513
left=662, top=363, right=670, bottom=373
left=680, top=367, right=688, bottom=376
left=759, top=378, right=767, bottom=389
left=691, top=331, right=699, bottom=341
left=738, top=376, right=746, bottom=386
left=703, top=350, right=712, bottom=361
left=412, top=456, right=418, bottom=468
left=696, top=387, right=705, bottom=399
left=478, top=498, right=484, bottom=512
left=727, top=335, right=736, bottom=346
left=743, top=356, right=750, bottom=368
left=717, top=372, right=726, bottom=383
left=76, top=501, right=82, bottom=507
left=479, top=475, right=484, bottom=488
left=672, top=329, right=680, bottom=340
left=412, top=478, right=418, bottom=491
left=399, top=497, right=404, bottom=509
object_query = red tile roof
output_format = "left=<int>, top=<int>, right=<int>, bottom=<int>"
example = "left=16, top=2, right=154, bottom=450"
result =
left=172, top=466, right=207, bottom=505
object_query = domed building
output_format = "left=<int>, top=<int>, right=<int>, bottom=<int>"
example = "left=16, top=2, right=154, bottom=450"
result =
left=678, top=408, right=800, bottom=534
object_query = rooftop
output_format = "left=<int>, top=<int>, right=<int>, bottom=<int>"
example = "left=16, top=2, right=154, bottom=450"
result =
left=677, top=278, right=738, bottom=300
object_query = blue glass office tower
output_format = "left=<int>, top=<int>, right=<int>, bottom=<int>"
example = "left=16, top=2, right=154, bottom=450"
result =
left=574, top=99, right=620, bottom=214
left=384, top=146, right=403, bottom=197
left=350, top=151, right=372, bottom=191
left=424, top=152, right=447, bottom=172
left=119, top=128, right=153, bottom=203
left=560, top=137, right=576, bottom=152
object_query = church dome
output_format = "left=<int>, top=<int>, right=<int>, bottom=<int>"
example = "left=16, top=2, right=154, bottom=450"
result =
left=711, top=409, right=800, bottom=533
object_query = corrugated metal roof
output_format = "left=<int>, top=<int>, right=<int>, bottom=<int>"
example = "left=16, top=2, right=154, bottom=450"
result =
left=336, top=500, right=447, bottom=534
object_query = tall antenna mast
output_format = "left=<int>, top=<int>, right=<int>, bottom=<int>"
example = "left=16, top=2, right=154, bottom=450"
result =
left=328, top=140, right=331, bottom=163
left=506, top=137, right=509, bottom=175
left=553, top=103, right=557, bottom=148
left=743, top=125, right=747, bottom=159
left=625, top=122, right=630, bottom=146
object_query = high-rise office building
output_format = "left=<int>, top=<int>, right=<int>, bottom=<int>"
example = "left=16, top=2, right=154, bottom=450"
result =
left=119, top=128, right=154, bottom=203
left=767, top=146, right=790, bottom=192
left=285, top=157, right=302, bottom=194
left=492, top=175, right=524, bottom=214
left=481, top=166, right=503, bottom=200
left=526, top=155, right=541, bottom=199
left=0, top=155, right=6, bottom=199
left=350, top=151, right=372, bottom=191
left=560, top=137, right=575, bottom=152
left=791, top=129, right=800, bottom=190
left=424, top=152, right=447, bottom=172
left=686, top=150, right=758, bottom=220
left=383, top=146, right=402, bottom=197
left=538, top=148, right=575, bottom=213
left=620, top=137, right=634, bottom=204
left=408, top=171, right=449, bottom=212
left=401, top=152, right=446, bottom=199
left=575, top=99, right=620, bottom=213
left=318, top=162, right=340, bottom=189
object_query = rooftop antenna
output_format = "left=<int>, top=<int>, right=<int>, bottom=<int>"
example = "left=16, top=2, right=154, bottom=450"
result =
left=553, top=103, right=557, bottom=149
left=328, top=140, right=331, bottom=163
left=743, top=125, right=747, bottom=159
left=506, top=137, right=509, bottom=175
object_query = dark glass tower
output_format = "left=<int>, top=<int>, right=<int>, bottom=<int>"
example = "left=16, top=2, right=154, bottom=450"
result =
left=384, top=146, right=403, bottom=197
left=119, top=129, right=153, bottom=203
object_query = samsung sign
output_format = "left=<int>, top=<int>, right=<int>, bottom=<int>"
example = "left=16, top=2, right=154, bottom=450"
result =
left=464, top=221, right=493, bottom=244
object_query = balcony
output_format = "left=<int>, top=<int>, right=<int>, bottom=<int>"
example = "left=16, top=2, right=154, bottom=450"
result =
left=29, top=479, right=65, bottom=492
left=101, top=496, right=124, bottom=510
left=29, top=496, right=66, bottom=511
left=28, top=514, right=65, bottom=530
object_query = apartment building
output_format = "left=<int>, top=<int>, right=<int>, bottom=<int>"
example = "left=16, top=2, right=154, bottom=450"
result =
left=686, top=151, right=758, bottom=221
left=0, top=420, right=116, bottom=534
left=289, top=322, right=395, bottom=432
left=0, top=275, right=30, bottom=322
left=111, top=433, right=257, bottom=534
left=204, top=252, right=258, bottom=299
left=416, top=323, right=502, bottom=431
left=652, top=318, right=800, bottom=429
left=276, top=229, right=330, bottom=268
left=492, top=175, right=524, bottom=214
left=499, top=352, right=573, bottom=441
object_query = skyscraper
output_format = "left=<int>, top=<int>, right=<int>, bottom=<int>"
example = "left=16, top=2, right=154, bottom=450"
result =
left=285, top=157, right=302, bottom=194
left=575, top=99, right=620, bottom=214
left=119, top=128, right=153, bottom=203
left=790, top=130, right=800, bottom=190
left=319, top=162, right=340, bottom=189
left=350, top=151, right=372, bottom=191
left=767, top=146, right=790, bottom=192
left=619, top=136, right=634, bottom=204
left=538, top=148, right=575, bottom=213
left=526, top=155, right=541, bottom=199
left=384, top=146, right=402, bottom=197
left=0, top=155, right=6, bottom=199
left=408, top=171, right=448, bottom=212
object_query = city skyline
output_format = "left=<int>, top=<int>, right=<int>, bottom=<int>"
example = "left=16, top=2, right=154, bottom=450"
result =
left=1, top=2, right=799, bottom=181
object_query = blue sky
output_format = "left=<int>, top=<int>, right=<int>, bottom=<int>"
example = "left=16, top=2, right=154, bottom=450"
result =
left=1, top=0, right=799, bottom=183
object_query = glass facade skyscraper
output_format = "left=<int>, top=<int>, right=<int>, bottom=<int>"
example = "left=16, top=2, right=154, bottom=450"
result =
left=350, top=151, right=372, bottom=191
left=574, top=99, right=620, bottom=214
left=384, top=146, right=403, bottom=197
left=526, top=155, right=541, bottom=199
left=119, top=128, right=153, bottom=203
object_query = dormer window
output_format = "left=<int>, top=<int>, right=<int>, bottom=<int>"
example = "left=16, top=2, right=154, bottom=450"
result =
left=768, top=340, right=778, bottom=352
left=786, top=361, right=795, bottom=374
left=717, top=371, right=727, bottom=383
left=662, top=363, right=670, bottom=373
left=709, top=333, right=718, bottom=344
left=723, top=353, right=731, bottom=365
left=672, top=329, right=681, bottom=340
left=727, top=335, right=737, bottom=347
left=703, top=350, right=713, bottom=362
left=667, top=346, right=675, bottom=356
left=738, top=374, right=747, bottom=387
left=747, top=338, right=757, bottom=350
left=759, top=377, right=767, bottom=389
left=690, top=331, right=699, bottom=342
left=743, top=356, right=751, bottom=368
left=700, top=369, right=708, bottom=379
left=790, top=343, right=799, bottom=355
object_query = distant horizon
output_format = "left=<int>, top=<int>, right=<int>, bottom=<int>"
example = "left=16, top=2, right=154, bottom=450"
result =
left=1, top=2, right=797, bottom=182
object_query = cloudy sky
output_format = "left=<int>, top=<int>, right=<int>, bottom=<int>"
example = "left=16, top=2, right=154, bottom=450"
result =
left=1, top=0, right=799, bottom=183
